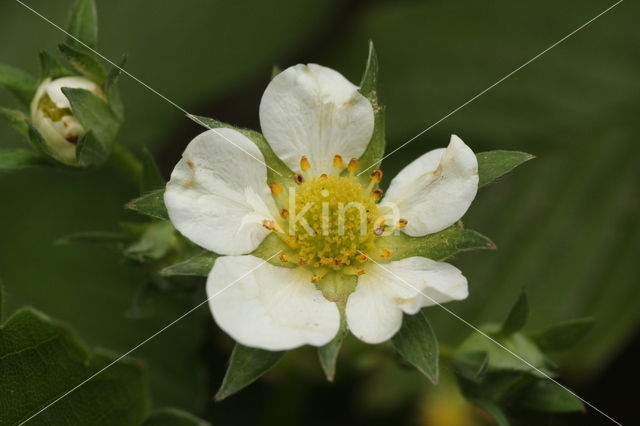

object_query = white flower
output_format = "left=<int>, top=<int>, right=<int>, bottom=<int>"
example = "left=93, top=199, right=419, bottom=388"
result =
left=30, top=76, right=103, bottom=164
left=165, top=64, right=479, bottom=350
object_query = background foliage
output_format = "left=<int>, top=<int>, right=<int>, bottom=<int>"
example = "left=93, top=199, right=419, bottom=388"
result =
left=1, top=0, right=638, bottom=425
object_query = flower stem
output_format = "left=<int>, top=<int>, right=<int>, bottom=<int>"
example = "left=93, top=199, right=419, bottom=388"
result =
left=111, top=143, right=143, bottom=186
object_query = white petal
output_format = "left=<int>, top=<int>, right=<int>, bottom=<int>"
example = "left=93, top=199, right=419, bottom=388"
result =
left=382, top=135, right=479, bottom=236
left=45, top=76, right=102, bottom=108
left=346, top=257, right=468, bottom=344
left=164, top=128, right=277, bottom=255
left=208, top=255, right=340, bottom=350
left=259, top=64, right=374, bottom=175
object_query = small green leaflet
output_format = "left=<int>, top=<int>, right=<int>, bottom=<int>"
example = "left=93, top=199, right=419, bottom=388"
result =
left=126, top=190, right=169, bottom=220
left=477, top=150, right=534, bottom=187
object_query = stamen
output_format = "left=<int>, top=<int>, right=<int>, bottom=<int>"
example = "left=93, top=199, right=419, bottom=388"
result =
left=370, top=169, right=383, bottom=183
left=347, top=158, right=359, bottom=174
left=372, top=188, right=384, bottom=201
left=355, top=254, right=368, bottom=263
left=294, top=173, right=304, bottom=184
left=380, top=248, right=392, bottom=259
left=300, top=156, right=311, bottom=172
left=279, top=253, right=289, bottom=263
left=298, top=257, right=309, bottom=265
left=280, top=208, right=289, bottom=219
left=262, top=219, right=279, bottom=231
left=355, top=268, right=366, bottom=275
left=269, top=182, right=284, bottom=196
left=333, top=154, right=344, bottom=170
left=334, top=258, right=344, bottom=266
left=311, top=275, right=321, bottom=284
left=286, top=236, right=298, bottom=249
left=397, top=219, right=408, bottom=229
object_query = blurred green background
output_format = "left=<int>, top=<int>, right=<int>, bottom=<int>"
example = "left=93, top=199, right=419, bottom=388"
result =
left=1, top=0, right=638, bottom=424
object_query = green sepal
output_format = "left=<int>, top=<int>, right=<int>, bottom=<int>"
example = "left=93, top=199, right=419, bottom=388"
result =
left=359, top=40, right=378, bottom=100
left=318, top=314, right=347, bottom=383
left=76, top=130, right=110, bottom=167
left=0, top=63, right=37, bottom=106
left=530, top=318, right=595, bottom=352
left=59, top=42, right=106, bottom=83
left=187, top=114, right=294, bottom=187
left=0, top=107, right=29, bottom=135
left=215, top=344, right=285, bottom=401
left=391, top=310, right=439, bottom=384
left=501, top=292, right=528, bottom=335
left=471, top=399, right=510, bottom=426
left=27, top=124, right=60, bottom=164
left=124, top=221, right=179, bottom=262
left=39, top=50, right=70, bottom=80
left=477, top=150, right=534, bottom=187
left=142, top=408, right=210, bottom=426
left=0, top=308, right=150, bottom=425
left=105, top=55, right=126, bottom=121
left=0, top=148, right=47, bottom=171
left=453, top=351, right=489, bottom=383
left=140, top=147, right=165, bottom=193
left=516, top=380, right=585, bottom=413
left=62, top=87, right=120, bottom=145
left=250, top=233, right=296, bottom=268
left=161, top=250, right=218, bottom=277
left=126, top=189, right=169, bottom=220
left=378, top=222, right=494, bottom=262
left=66, top=0, right=98, bottom=48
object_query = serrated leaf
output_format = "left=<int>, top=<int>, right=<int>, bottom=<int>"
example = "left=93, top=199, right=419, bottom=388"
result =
left=379, top=222, right=495, bottom=262
left=517, top=380, right=585, bottom=413
left=391, top=310, right=439, bottom=383
left=472, top=399, right=510, bottom=426
left=453, top=351, right=489, bottom=383
left=477, top=150, right=534, bottom=187
left=142, top=408, right=209, bottom=426
left=0, top=148, right=46, bottom=171
left=105, top=55, right=126, bottom=121
left=0, top=308, right=150, bottom=425
left=62, top=87, right=120, bottom=146
left=0, top=63, right=37, bottom=105
left=126, top=190, right=169, bottom=220
left=215, top=344, right=284, bottom=401
left=501, top=292, right=528, bottom=335
left=531, top=318, right=595, bottom=352
left=67, top=0, right=98, bottom=48
left=76, top=130, right=110, bottom=167
left=161, top=251, right=218, bottom=277
left=39, top=50, right=70, bottom=80
left=0, top=107, right=29, bottom=135
left=59, top=42, right=106, bottom=83
left=141, top=147, right=165, bottom=192
left=318, top=309, right=347, bottom=382
left=187, top=114, right=294, bottom=186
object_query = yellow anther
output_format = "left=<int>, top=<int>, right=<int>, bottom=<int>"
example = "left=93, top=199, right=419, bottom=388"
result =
left=333, top=154, right=344, bottom=169
left=355, top=268, right=366, bottom=275
left=334, top=258, right=344, bottom=266
left=294, top=173, right=304, bottom=184
left=347, top=158, right=359, bottom=174
left=300, top=156, right=311, bottom=172
left=397, top=218, right=408, bottom=229
left=356, top=254, right=368, bottom=263
left=286, top=236, right=298, bottom=249
left=320, top=257, right=334, bottom=266
left=370, top=169, right=383, bottom=183
left=279, top=253, right=289, bottom=263
left=298, top=258, right=309, bottom=265
left=262, top=220, right=279, bottom=231
left=380, top=248, right=392, bottom=259
left=311, top=275, right=321, bottom=284
left=372, top=188, right=384, bottom=201
left=280, top=208, right=289, bottom=219
left=269, top=182, right=284, bottom=196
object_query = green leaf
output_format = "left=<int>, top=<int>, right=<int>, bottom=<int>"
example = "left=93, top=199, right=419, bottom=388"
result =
left=477, top=150, right=534, bottom=187
left=67, top=0, right=98, bottom=48
left=187, top=114, right=294, bottom=187
left=105, top=55, right=126, bottom=121
left=39, top=50, right=70, bottom=80
left=161, top=251, right=218, bottom=277
left=517, top=380, right=585, bottom=413
left=0, top=308, right=150, bottom=425
left=126, top=190, right=169, bottom=220
left=472, top=399, right=510, bottom=426
left=59, top=42, right=106, bottom=83
left=215, top=344, right=284, bottom=401
left=76, top=130, right=110, bottom=167
left=0, top=107, right=29, bottom=135
left=531, top=318, right=595, bottom=352
left=0, top=149, right=46, bottom=171
left=453, top=351, right=489, bottom=383
left=143, top=408, right=209, bottom=426
left=318, top=310, right=347, bottom=382
left=141, top=147, right=165, bottom=192
left=501, top=292, right=528, bottom=335
left=391, top=310, right=439, bottom=383
left=379, top=222, right=495, bottom=262
left=62, top=87, right=120, bottom=146
left=0, top=63, right=37, bottom=105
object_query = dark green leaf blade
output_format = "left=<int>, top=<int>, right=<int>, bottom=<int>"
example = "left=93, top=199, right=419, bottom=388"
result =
left=76, top=130, right=110, bottom=167
left=0, top=308, right=150, bottom=425
left=531, top=318, right=595, bottom=352
left=105, top=55, right=127, bottom=121
left=517, top=380, right=585, bottom=413
left=477, top=150, right=534, bottom=187
left=143, top=408, right=209, bottom=426
left=62, top=87, right=120, bottom=146
left=126, top=190, right=169, bottom=220
left=0, top=149, right=46, bottom=171
left=0, top=63, right=37, bottom=105
left=391, top=310, right=439, bottom=383
left=67, top=0, right=98, bottom=48
left=59, top=42, right=105, bottom=83
left=215, top=344, right=284, bottom=401
left=161, top=251, right=218, bottom=277
left=39, top=50, right=70, bottom=80
left=502, top=292, right=528, bottom=335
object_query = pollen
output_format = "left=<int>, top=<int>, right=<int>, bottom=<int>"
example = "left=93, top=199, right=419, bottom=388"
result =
left=380, top=248, right=392, bottom=259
